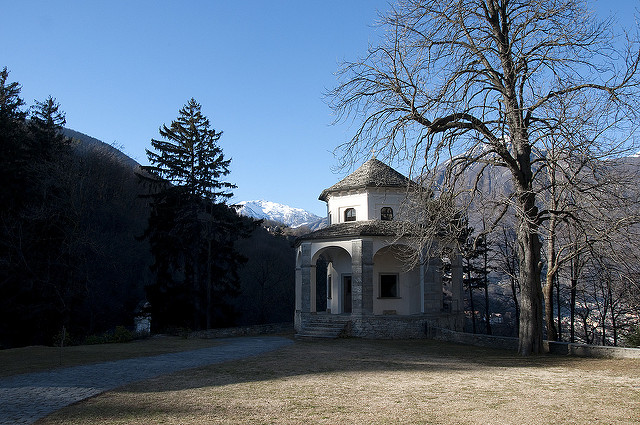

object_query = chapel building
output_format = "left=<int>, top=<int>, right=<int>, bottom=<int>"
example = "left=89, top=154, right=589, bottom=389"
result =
left=294, top=158, right=464, bottom=338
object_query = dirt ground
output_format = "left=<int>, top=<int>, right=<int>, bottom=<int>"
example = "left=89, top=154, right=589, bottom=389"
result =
left=37, top=338, right=640, bottom=425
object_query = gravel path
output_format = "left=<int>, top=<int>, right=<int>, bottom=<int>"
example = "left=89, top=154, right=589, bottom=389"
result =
left=0, top=336, right=293, bottom=425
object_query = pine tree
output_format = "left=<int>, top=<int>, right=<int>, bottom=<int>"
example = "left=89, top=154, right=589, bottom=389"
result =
left=25, top=96, right=78, bottom=340
left=0, top=67, right=28, bottom=209
left=460, top=226, right=491, bottom=334
left=144, top=98, right=235, bottom=201
left=29, top=96, right=70, bottom=162
left=141, top=99, right=252, bottom=331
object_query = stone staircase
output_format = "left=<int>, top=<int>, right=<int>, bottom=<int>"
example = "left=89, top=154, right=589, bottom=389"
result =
left=295, top=315, right=350, bottom=340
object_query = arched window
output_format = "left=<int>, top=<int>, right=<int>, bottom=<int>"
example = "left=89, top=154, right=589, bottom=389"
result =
left=381, top=207, right=394, bottom=221
left=344, top=208, right=356, bottom=222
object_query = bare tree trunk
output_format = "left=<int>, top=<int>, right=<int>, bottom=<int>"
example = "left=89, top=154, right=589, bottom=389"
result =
left=570, top=278, right=577, bottom=343
left=206, top=238, right=212, bottom=330
left=516, top=193, right=544, bottom=355
left=512, top=279, right=520, bottom=338
left=570, top=248, right=579, bottom=343
left=483, top=240, right=492, bottom=336
left=608, top=281, right=619, bottom=346
left=544, top=216, right=559, bottom=341
left=544, top=273, right=558, bottom=341
left=483, top=285, right=492, bottom=335
left=468, top=270, right=477, bottom=334
left=556, top=273, right=562, bottom=341
left=193, top=258, right=200, bottom=330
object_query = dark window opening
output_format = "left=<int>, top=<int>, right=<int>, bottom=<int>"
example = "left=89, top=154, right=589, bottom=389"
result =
left=381, top=207, right=394, bottom=221
left=380, top=274, right=399, bottom=298
left=344, top=208, right=356, bottom=222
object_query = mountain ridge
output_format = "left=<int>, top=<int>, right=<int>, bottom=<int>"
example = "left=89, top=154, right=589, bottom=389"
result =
left=237, top=200, right=327, bottom=230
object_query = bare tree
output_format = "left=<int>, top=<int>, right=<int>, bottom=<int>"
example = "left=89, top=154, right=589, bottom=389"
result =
left=495, top=226, right=520, bottom=336
left=329, top=0, right=639, bottom=354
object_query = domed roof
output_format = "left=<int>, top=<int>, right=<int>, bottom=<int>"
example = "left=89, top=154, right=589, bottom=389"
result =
left=319, top=158, right=413, bottom=201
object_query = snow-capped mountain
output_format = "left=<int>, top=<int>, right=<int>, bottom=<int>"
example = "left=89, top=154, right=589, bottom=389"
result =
left=237, top=200, right=326, bottom=229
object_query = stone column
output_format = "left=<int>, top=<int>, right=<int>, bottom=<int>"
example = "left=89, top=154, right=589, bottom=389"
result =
left=450, top=254, right=463, bottom=313
left=300, top=243, right=312, bottom=313
left=423, top=257, right=442, bottom=313
left=351, top=239, right=374, bottom=316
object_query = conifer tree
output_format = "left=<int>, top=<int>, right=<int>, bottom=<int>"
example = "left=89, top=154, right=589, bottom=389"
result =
left=144, top=98, right=235, bottom=201
left=29, top=96, right=70, bottom=163
left=26, top=96, right=77, bottom=336
left=0, top=67, right=28, bottom=209
left=141, top=99, right=251, bottom=331
left=0, top=67, right=28, bottom=346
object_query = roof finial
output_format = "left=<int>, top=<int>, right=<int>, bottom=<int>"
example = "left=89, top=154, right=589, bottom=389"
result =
left=371, top=147, right=377, bottom=159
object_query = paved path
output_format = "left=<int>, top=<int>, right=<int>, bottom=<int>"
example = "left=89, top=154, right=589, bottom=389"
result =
left=0, top=336, right=293, bottom=425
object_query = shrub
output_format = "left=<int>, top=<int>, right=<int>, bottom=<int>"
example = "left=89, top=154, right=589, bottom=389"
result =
left=52, top=328, right=73, bottom=347
left=110, top=325, right=134, bottom=343
left=84, top=326, right=134, bottom=345
left=84, top=334, right=106, bottom=345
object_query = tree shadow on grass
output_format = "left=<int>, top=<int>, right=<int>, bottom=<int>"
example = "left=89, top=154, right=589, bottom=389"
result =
left=36, top=338, right=640, bottom=425
left=115, top=338, right=630, bottom=393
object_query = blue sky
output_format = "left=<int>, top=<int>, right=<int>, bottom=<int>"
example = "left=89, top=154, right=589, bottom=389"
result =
left=1, top=1, right=637, bottom=216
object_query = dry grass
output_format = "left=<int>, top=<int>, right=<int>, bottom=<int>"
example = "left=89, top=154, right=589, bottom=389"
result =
left=0, top=336, right=223, bottom=377
left=36, top=338, right=640, bottom=425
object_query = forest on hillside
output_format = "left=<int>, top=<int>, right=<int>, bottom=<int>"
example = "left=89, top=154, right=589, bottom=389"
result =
left=0, top=68, right=295, bottom=348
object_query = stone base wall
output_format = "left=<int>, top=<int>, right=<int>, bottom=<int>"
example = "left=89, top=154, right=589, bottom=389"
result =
left=350, top=314, right=465, bottom=339
left=296, top=310, right=464, bottom=339
left=349, top=315, right=428, bottom=338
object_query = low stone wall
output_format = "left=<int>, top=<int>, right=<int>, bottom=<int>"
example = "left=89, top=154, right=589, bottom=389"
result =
left=190, top=322, right=294, bottom=339
left=547, top=341, right=640, bottom=359
left=427, top=326, right=640, bottom=358
left=427, top=326, right=519, bottom=351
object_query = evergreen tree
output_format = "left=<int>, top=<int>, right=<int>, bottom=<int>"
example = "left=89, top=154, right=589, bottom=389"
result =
left=144, top=98, right=235, bottom=201
left=0, top=68, right=30, bottom=346
left=29, top=96, right=70, bottom=163
left=25, top=96, right=78, bottom=342
left=460, top=227, right=491, bottom=334
left=0, top=67, right=28, bottom=209
left=140, top=99, right=252, bottom=331
left=0, top=71, right=80, bottom=346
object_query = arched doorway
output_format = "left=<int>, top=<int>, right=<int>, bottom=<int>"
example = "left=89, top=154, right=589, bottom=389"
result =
left=312, top=246, right=352, bottom=314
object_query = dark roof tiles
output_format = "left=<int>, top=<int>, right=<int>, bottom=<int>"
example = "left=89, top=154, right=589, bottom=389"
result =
left=296, top=220, right=417, bottom=244
left=318, top=158, right=414, bottom=201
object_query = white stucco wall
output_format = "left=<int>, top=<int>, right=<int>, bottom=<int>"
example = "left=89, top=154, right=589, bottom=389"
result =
left=325, top=189, right=407, bottom=224
left=372, top=246, right=421, bottom=315
left=366, top=189, right=407, bottom=222
left=326, top=191, right=367, bottom=224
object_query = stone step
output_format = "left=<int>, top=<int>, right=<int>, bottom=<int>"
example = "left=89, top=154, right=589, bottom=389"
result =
left=295, top=317, right=349, bottom=340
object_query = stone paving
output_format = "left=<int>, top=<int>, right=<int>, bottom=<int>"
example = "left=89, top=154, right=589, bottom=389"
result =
left=0, top=336, right=293, bottom=425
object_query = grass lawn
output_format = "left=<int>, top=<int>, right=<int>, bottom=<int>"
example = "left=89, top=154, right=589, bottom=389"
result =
left=0, top=335, right=223, bottom=377
left=34, top=338, right=640, bottom=425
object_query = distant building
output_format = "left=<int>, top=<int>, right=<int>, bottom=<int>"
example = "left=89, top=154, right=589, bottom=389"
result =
left=294, top=158, right=464, bottom=338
